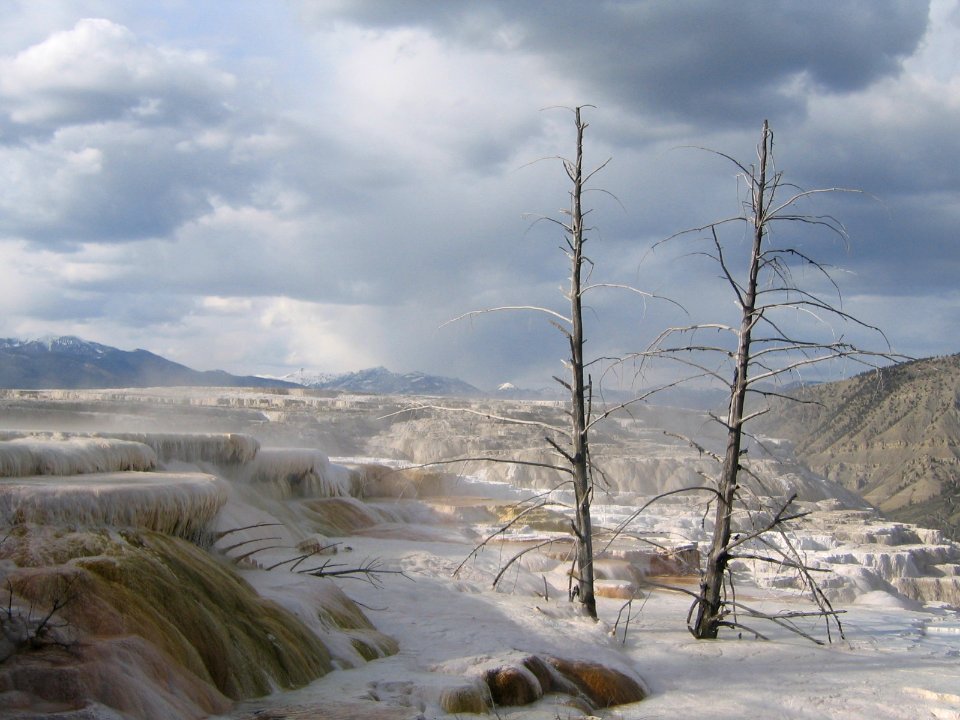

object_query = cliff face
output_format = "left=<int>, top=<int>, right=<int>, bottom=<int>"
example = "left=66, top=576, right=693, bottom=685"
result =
left=760, top=355, right=960, bottom=538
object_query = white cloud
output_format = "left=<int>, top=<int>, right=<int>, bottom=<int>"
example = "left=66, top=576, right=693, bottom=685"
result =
left=311, top=23, right=566, bottom=180
left=199, top=296, right=254, bottom=314
left=116, top=296, right=384, bottom=376
left=0, top=18, right=235, bottom=128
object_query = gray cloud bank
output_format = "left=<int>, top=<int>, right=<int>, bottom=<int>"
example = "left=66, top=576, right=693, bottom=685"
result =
left=0, top=1, right=956, bottom=389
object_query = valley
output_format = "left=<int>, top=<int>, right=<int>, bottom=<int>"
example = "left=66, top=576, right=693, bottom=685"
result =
left=762, top=355, right=960, bottom=539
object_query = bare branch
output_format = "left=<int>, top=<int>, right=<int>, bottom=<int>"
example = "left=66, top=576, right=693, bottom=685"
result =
left=764, top=187, right=862, bottom=224
left=453, top=501, right=559, bottom=577
left=298, top=558, right=410, bottom=589
left=602, top=486, right=722, bottom=552
left=492, top=539, right=571, bottom=589
left=408, top=455, right=574, bottom=476
left=379, top=402, right=567, bottom=436
left=580, top=282, right=688, bottom=314
left=443, top=305, right=572, bottom=328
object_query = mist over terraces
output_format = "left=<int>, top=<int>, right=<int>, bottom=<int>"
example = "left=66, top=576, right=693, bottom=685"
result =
left=4, top=335, right=959, bottom=542
left=5, top=335, right=959, bottom=541
left=760, top=354, right=960, bottom=539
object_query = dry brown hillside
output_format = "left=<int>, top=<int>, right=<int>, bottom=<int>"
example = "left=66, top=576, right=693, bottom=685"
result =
left=760, top=355, right=960, bottom=539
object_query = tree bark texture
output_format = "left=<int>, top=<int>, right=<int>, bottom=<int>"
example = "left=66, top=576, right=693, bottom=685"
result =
left=693, top=121, right=770, bottom=639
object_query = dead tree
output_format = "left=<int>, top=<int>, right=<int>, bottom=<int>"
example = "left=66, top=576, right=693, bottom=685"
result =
left=644, top=120, right=902, bottom=640
left=443, top=107, right=619, bottom=619
left=432, top=107, right=677, bottom=620
left=564, top=105, right=598, bottom=619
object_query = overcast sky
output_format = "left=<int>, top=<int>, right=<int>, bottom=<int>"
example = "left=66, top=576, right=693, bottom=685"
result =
left=0, top=1, right=957, bottom=389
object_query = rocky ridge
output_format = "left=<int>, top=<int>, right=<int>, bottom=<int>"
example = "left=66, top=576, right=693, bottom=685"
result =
left=760, top=355, right=960, bottom=538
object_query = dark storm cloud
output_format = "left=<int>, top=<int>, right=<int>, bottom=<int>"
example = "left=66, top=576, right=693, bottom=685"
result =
left=304, top=1, right=929, bottom=127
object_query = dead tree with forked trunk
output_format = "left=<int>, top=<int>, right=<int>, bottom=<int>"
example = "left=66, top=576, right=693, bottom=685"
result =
left=632, top=121, right=904, bottom=641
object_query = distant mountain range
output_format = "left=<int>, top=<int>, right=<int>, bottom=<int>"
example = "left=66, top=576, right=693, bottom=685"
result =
left=288, top=366, right=481, bottom=397
left=0, top=336, right=297, bottom=390
left=0, top=336, right=482, bottom=396
left=761, top=354, right=960, bottom=539
left=0, top=335, right=802, bottom=403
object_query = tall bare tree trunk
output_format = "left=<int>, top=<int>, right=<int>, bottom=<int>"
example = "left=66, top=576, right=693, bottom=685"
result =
left=693, top=121, right=770, bottom=639
left=449, top=107, right=605, bottom=619
left=568, top=106, right=597, bottom=620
